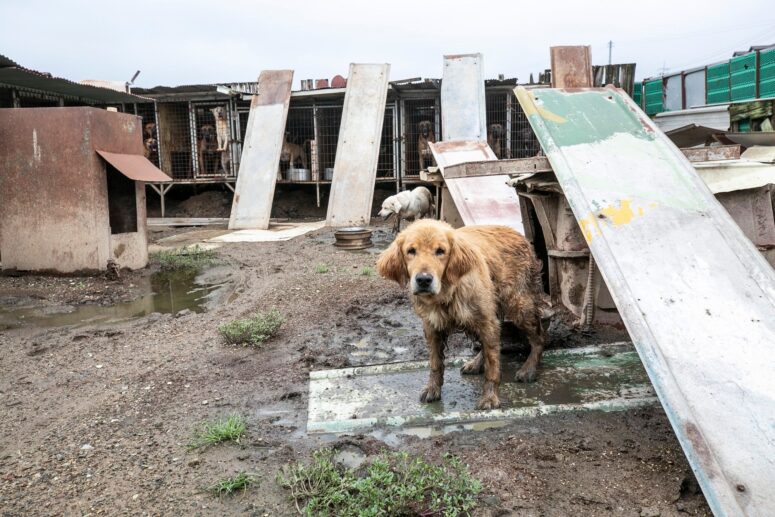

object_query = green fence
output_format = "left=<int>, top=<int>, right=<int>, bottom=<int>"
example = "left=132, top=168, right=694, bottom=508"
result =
left=730, top=52, right=757, bottom=101
left=759, top=47, right=775, bottom=99
left=706, top=62, right=731, bottom=104
left=644, top=79, right=663, bottom=115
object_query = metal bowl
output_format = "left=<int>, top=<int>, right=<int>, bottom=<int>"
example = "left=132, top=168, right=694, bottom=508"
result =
left=333, top=227, right=373, bottom=250
left=287, top=167, right=311, bottom=181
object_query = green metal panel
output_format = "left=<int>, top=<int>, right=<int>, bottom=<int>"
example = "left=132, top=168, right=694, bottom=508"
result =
left=643, top=79, right=663, bottom=115
left=759, top=47, right=775, bottom=99
left=730, top=52, right=757, bottom=101
left=633, top=81, right=642, bottom=107
left=706, top=62, right=730, bottom=103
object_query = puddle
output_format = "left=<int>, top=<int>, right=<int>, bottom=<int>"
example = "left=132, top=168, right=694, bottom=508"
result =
left=307, top=342, right=657, bottom=435
left=0, top=266, right=232, bottom=329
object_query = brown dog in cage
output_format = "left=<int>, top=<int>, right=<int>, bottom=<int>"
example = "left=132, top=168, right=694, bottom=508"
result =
left=142, top=122, right=158, bottom=162
left=417, top=120, right=436, bottom=171
left=488, top=123, right=505, bottom=159
left=198, top=124, right=219, bottom=174
left=280, top=132, right=308, bottom=169
left=376, top=219, right=547, bottom=410
left=211, top=107, right=231, bottom=174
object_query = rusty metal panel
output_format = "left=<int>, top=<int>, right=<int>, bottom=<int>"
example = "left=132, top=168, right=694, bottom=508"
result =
left=229, top=70, right=293, bottom=230
left=326, top=63, right=390, bottom=227
left=550, top=46, right=593, bottom=88
left=96, top=150, right=171, bottom=182
left=429, top=140, right=523, bottom=231
left=516, top=85, right=775, bottom=516
left=441, top=54, right=486, bottom=141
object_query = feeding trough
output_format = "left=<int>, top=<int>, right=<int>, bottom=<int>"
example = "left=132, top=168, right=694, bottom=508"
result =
left=333, top=227, right=373, bottom=250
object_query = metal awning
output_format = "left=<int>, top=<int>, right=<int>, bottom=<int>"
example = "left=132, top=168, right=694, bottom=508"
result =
left=96, top=150, right=171, bottom=182
left=516, top=85, right=775, bottom=516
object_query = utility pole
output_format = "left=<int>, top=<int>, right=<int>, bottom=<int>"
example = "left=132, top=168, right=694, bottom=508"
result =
left=608, top=41, right=613, bottom=65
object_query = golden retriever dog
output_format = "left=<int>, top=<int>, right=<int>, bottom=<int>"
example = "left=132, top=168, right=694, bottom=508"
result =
left=376, top=219, right=546, bottom=410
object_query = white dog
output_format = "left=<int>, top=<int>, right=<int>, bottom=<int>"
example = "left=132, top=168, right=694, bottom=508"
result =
left=378, top=186, right=435, bottom=235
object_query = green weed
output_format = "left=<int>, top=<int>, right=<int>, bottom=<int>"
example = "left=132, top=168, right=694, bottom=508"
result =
left=188, top=414, right=246, bottom=450
left=152, top=245, right=217, bottom=272
left=218, top=309, right=284, bottom=347
left=277, top=448, right=482, bottom=516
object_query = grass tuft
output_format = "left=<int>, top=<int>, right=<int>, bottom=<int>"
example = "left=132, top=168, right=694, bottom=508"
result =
left=188, top=414, right=246, bottom=450
left=277, top=448, right=482, bottom=516
left=315, top=264, right=330, bottom=274
left=218, top=309, right=284, bottom=347
left=360, top=267, right=374, bottom=277
left=152, top=245, right=217, bottom=272
left=210, top=472, right=257, bottom=496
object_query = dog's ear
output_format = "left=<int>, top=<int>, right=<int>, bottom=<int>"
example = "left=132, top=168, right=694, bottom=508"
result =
left=376, top=235, right=408, bottom=286
left=444, top=232, right=478, bottom=284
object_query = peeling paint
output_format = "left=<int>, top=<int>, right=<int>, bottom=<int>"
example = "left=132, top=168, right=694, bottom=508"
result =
left=32, top=129, right=41, bottom=163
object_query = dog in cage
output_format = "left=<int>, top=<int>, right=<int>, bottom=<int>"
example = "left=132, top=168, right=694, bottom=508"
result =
left=488, top=123, right=505, bottom=159
left=210, top=106, right=231, bottom=174
left=417, top=120, right=436, bottom=171
left=142, top=122, right=158, bottom=163
left=280, top=132, right=308, bottom=169
left=198, top=124, right=219, bottom=174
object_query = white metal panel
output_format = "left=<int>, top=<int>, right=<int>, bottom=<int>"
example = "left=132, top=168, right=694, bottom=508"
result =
left=228, top=70, right=293, bottom=230
left=326, top=63, right=390, bottom=227
left=695, top=159, right=775, bottom=194
left=429, top=140, right=523, bottom=232
left=654, top=104, right=730, bottom=133
left=684, top=69, right=706, bottom=108
left=664, top=74, right=683, bottom=111
left=516, top=85, right=775, bottom=517
left=441, top=54, right=486, bottom=141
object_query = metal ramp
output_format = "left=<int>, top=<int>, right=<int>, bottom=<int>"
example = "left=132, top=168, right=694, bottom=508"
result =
left=516, top=85, right=775, bottom=516
left=326, top=63, right=390, bottom=227
left=437, top=54, right=523, bottom=232
left=229, top=70, right=293, bottom=230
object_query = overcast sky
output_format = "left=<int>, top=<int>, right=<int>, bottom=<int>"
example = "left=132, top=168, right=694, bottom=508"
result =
left=2, top=0, right=774, bottom=89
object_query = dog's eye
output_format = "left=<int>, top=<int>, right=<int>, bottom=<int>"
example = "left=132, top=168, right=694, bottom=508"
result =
left=407, top=247, right=416, bottom=256
left=435, top=248, right=445, bottom=256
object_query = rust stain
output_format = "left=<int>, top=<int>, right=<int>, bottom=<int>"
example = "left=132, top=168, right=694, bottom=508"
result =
left=684, top=422, right=717, bottom=480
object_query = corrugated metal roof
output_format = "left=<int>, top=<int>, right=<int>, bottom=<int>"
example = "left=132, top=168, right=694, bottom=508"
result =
left=0, top=57, right=149, bottom=104
left=96, top=150, right=171, bottom=182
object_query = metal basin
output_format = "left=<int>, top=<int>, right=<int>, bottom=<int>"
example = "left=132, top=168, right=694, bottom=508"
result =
left=333, top=227, right=373, bottom=250
left=287, top=167, right=311, bottom=181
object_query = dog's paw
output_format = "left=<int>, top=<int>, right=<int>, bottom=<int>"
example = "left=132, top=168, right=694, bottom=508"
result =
left=515, top=365, right=537, bottom=383
left=419, top=384, right=442, bottom=403
left=460, top=356, right=484, bottom=375
left=475, top=394, right=501, bottom=410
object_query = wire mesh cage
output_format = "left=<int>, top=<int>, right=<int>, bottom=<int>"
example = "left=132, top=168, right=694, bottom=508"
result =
left=401, top=97, right=440, bottom=177
left=157, top=102, right=194, bottom=180
left=136, top=102, right=159, bottom=168
left=193, top=101, right=234, bottom=177
left=377, top=104, right=398, bottom=178
left=314, top=104, right=342, bottom=182
left=485, top=91, right=540, bottom=159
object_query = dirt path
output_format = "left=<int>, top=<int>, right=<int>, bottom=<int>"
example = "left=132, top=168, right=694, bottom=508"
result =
left=0, top=223, right=710, bottom=516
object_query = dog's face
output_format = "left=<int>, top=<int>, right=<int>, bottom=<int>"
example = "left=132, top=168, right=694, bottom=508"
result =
left=418, top=120, right=433, bottom=138
left=144, top=137, right=157, bottom=153
left=211, top=106, right=226, bottom=120
left=489, top=123, right=503, bottom=139
left=378, top=197, right=402, bottom=219
left=200, top=125, right=216, bottom=142
left=377, top=220, right=476, bottom=297
left=144, top=122, right=156, bottom=138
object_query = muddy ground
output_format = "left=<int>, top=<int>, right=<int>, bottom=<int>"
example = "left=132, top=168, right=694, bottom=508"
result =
left=0, top=222, right=710, bottom=516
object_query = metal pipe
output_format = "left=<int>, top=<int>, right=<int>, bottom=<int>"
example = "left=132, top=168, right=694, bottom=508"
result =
left=583, top=255, right=597, bottom=328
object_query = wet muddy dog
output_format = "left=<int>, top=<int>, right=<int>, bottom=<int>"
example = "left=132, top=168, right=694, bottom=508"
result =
left=377, top=219, right=546, bottom=409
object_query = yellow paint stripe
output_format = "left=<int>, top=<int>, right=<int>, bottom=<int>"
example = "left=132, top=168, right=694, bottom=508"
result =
left=514, top=87, right=567, bottom=124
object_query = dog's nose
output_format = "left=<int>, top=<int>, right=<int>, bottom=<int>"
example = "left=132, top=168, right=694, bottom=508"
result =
left=415, top=273, right=433, bottom=289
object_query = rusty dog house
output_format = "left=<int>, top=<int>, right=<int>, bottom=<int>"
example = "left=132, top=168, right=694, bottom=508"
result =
left=0, top=107, right=170, bottom=273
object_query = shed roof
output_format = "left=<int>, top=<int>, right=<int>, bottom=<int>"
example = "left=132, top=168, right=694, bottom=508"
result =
left=0, top=54, right=149, bottom=104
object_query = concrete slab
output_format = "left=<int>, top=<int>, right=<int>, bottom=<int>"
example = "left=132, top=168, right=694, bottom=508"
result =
left=308, top=342, right=656, bottom=434
left=209, top=220, right=325, bottom=243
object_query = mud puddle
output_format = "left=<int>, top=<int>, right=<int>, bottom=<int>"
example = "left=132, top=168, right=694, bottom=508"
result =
left=0, top=266, right=233, bottom=329
left=307, top=342, right=656, bottom=435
